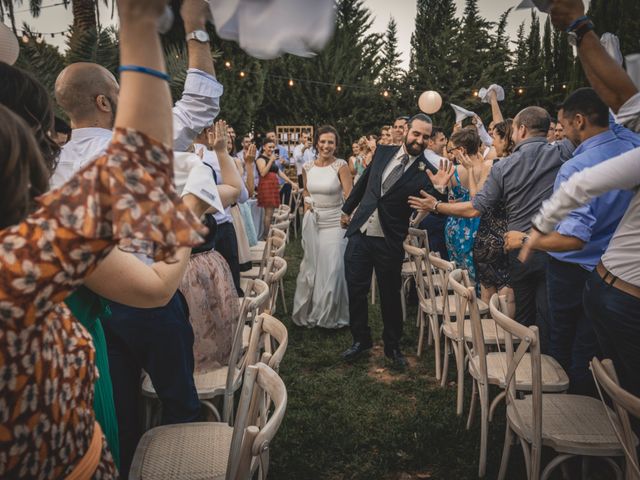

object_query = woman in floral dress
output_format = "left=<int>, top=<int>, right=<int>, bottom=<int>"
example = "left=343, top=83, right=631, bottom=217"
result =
left=0, top=1, right=208, bottom=477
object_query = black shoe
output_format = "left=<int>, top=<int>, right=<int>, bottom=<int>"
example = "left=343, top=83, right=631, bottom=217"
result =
left=341, top=341, right=373, bottom=361
left=385, top=349, right=408, bottom=370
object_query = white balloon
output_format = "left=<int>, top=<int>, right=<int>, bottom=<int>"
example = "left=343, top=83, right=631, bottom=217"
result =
left=418, top=91, right=442, bottom=114
left=0, top=23, right=19, bottom=66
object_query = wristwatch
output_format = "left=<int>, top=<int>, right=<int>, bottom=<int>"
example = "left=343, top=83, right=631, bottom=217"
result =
left=567, top=20, right=594, bottom=47
left=186, top=30, right=210, bottom=43
left=521, top=234, right=530, bottom=246
left=433, top=200, right=442, bottom=214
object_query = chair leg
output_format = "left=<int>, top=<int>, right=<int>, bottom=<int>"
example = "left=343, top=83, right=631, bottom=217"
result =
left=371, top=272, right=377, bottom=305
left=432, top=317, right=441, bottom=382
left=455, top=341, right=465, bottom=416
left=497, top=425, right=514, bottom=480
left=478, top=383, right=489, bottom=478
left=279, top=278, right=288, bottom=314
left=540, top=454, right=573, bottom=480
left=489, top=391, right=506, bottom=422
left=417, top=310, right=425, bottom=357
left=519, top=438, right=532, bottom=480
left=467, top=379, right=478, bottom=429
left=400, top=278, right=409, bottom=324
left=601, top=457, right=623, bottom=480
left=441, top=338, right=450, bottom=387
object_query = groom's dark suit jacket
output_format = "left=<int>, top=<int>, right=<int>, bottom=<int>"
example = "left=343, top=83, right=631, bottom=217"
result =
left=342, top=145, right=448, bottom=252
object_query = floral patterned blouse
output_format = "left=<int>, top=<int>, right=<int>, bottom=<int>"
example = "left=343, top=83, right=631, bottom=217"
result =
left=0, top=128, right=206, bottom=478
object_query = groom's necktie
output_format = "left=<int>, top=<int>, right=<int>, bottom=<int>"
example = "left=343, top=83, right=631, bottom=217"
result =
left=382, top=153, right=409, bottom=195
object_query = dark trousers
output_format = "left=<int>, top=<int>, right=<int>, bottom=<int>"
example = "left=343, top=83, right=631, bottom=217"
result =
left=418, top=213, right=448, bottom=260
left=584, top=270, right=640, bottom=399
left=280, top=182, right=292, bottom=206
left=345, top=232, right=403, bottom=353
left=102, top=291, right=200, bottom=478
left=508, top=250, right=550, bottom=353
left=214, top=221, right=243, bottom=296
left=547, top=257, right=600, bottom=395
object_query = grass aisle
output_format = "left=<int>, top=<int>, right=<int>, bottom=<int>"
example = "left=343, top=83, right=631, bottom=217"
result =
left=268, top=236, right=606, bottom=479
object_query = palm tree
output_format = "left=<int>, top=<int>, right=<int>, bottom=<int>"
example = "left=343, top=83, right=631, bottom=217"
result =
left=0, top=0, right=100, bottom=33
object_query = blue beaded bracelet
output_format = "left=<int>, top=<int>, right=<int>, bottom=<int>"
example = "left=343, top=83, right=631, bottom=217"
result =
left=566, top=15, right=589, bottom=33
left=118, top=65, right=170, bottom=82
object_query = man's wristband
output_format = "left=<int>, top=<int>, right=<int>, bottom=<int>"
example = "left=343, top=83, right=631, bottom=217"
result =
left=119, top=65, right=170, bottom=82
left=433, top=200, right=442, bottom=214
left=567, top=15, right=589, bottom=32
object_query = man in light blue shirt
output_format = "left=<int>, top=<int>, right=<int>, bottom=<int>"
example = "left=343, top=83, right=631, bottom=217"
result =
left=525, top=88, right=638, bottom=394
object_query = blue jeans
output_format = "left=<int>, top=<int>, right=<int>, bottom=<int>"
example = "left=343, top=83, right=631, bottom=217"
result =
left=547, top=257, right=600, bottom=395
left=584, top=270, right=640, bottom=399
left=103, top=291, right=200, bottom=477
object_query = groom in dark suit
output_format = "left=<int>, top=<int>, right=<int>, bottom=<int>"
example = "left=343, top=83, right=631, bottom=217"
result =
left=340, top=113, right=449, bottom=368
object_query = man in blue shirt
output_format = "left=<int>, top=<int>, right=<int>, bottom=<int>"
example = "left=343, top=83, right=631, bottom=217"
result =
left=520, top=88, right=638, bottom=394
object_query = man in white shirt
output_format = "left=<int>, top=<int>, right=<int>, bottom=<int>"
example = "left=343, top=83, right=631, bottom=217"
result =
left=52, top=15, right=223, bottom=188
left=423, top=126, right=447, bottom=169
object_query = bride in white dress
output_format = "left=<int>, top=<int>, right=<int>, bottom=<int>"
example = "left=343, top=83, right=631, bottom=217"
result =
left=293, top=126, right=353, bottom=328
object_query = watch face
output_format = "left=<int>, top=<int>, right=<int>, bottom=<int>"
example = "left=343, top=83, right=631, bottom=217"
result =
left=567, top=32, right=577, bottom=47
left=195, top=30, right=209, bottom=42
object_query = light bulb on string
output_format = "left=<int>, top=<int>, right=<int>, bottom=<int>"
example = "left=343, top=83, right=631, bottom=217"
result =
left=382, top=90, right=389, bottom=98
left=239, top=71, right=246, bottom=78
left=36, top=35, right=44, bottom=44
left=517, top=88, right=524, bottom=95
left=473, top=90, right=478, bottom=97
left=22, top=33, right=30, bottom=44
left=288, top=79, right=294, bottom=87
left=336, top=85, right=342, bottom=92
left=224, top=61, right=231, bottom=68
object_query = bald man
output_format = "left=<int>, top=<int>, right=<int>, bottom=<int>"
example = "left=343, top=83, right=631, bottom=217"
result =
left=51, top=1, right=223, bottom=189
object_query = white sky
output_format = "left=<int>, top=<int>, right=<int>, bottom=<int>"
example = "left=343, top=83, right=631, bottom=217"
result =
left=5, top=0, right=560, bottom=69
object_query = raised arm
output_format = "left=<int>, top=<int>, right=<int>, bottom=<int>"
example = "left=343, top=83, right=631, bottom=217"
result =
left=549, top=0, right=638, bottom=113
left=487, top=89, right=504, bottom=124
left=172, top=0, right=224, bottom=151
left=208, top=120, right=242, bottom=206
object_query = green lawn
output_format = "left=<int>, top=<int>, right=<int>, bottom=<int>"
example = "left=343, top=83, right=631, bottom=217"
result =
left=268, top=237, right=611, bottom=480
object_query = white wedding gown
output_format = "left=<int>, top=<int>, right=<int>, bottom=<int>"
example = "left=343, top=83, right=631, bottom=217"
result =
left=292, top=159, right=349, bottom=328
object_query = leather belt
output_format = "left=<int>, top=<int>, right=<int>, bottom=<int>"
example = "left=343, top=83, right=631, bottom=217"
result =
left=596, top=262, right=640, bottom=300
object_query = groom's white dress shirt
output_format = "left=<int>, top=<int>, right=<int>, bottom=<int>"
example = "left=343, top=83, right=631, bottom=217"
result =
left=51, top=69, right=223, bottom=189
left=361, top=146, right=417, bottom=238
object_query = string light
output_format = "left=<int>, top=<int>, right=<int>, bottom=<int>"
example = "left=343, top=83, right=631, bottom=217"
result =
left=288, top=79, right=294, bottom=87
left=21, top=34, right=29, bottom=44
left=382, top=90, right=389, bottom=97
left=239, top=71, right=246, bottom=78
left=224, top=61, right=231, bottom=68
left=36, top=35, right=44, bottom=44
left=472, top=90, right=479, bottom=97
left=336, top=85, right=342, bottom=92
left=517, top=88, right=524, bottom=95
left=562, top=84, right=567, bottom=89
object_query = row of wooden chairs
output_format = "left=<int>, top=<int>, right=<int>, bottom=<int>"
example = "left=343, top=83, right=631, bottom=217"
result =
left=402, top=227, right=640, bottom=479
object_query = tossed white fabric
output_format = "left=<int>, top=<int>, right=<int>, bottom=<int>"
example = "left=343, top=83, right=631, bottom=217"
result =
left=209, top=0, right=336, bottom=59
left=478, top=84, right=505, bottom=103
left=516, top=0, right=550, bottom=12
left=600, top=33, right=624, bottom=66
left=293, top=160, right=349, bottom=328
left=173, top=152, right=202, bottom=194
left=451, top=104, right=476, bottom=123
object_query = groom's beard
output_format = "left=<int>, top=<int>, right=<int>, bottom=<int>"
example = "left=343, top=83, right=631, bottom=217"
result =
left=405, top=141, right=425, bottom=157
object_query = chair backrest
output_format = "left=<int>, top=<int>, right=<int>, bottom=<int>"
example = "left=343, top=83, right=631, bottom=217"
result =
left=489, top=293, right=543, bottom=470
left=264, top=256, right=287, bottom=314
left=226, top=363, right=288, bottom=480
left=427, top=252, right=455, bottom=324
left=404, top=242, right=427, bottom=302
left=591, top=357, right=640, bottom=478
left=407, top=227, right=430, bottom=251
left=241, top=279, right=270, bottom=320
left=246, top=313, right=289, bottom=372
left=223, top=301, right=252, bottom=422
left=256, top=235, right=286, bottom=279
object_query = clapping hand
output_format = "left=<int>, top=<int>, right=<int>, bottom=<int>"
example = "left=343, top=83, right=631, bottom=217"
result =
left=245, top=144, right=257, bottom=163
left=503, top=231, right=528, bottom=252
left=427, top=158, right=455, bottom=188
left=208, top=120, right=229, bottom=153
left=518, top=229, right=543, bottom=263
left=408, top=190, right=438, bottom=213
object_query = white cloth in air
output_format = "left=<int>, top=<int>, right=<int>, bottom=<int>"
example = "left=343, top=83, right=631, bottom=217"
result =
left=209, top=0, right=336, bottom=59
left=478, top=84, right=505, bottom=103
left=450, top=104, right=476, bottom=123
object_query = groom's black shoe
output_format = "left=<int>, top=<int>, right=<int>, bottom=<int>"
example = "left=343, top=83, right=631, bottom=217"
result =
left=341, top=341, right=373, bottom=361
left=386, top=349, right=408, bottom=370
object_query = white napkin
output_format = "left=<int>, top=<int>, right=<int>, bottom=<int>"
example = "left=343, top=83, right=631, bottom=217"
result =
left=600, top=33, right=624, bottom=66
left=450, top=104, right=476, bottom=123
left=181, top=162, right=225, bottom=214
left=478, top=84, right=505, bottom=103
left=477, top=122, right=494, bottom=147
left=209, top=0, right=336, bottom=59
left=516, top=0, right=550, bottom=12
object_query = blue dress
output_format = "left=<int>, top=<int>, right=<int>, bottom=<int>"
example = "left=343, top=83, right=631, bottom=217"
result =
left=445, top=167, right=480, bottom=281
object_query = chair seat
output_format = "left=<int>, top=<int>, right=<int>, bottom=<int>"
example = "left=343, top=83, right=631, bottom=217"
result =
left=508, top=394, right=629, bottom=456
left=250, top=250, right=265, bottom=263
left=420, top=295, right=488, bottom=316
left=469, top=353, right=569, bottom=392
left=402, top=261, right=417, bottom=277
left=442, top=318, right=506, bottom=344
left=240, top=266, right=261, bottom=280
left=250, top=241, right=266, bottom=253
left=129, top=422, right=232, bottom=480
left=141, top=366, right=242, bottom=400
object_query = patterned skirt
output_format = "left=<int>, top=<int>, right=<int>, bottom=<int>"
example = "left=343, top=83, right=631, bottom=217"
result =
left=257, top=172, right=281, bottom=207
